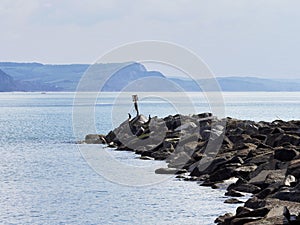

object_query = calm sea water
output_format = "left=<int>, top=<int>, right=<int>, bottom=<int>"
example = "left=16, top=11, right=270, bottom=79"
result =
left=0, top=92, right=299, bottom=225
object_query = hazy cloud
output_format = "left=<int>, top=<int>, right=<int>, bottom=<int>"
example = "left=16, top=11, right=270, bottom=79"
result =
left=1, top=0, right=300, bottom=78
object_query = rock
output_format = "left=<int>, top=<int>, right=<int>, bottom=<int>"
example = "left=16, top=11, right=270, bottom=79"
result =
left=154, top=167, right=187, bottom=175
left=272, top=189, right=300, bottom=202
left=175, top=175, right=186, bottom=179
left=234, top=165, right=258, bottom=179
left=151, top=149, right=172, bottom=160
left=244, top=197, right=266, bottom=209
left=249, top=169, right=286, bottom=187
left=222, top=136, right=234, bottom=149
left=245, top=152, right=273, bottom=166
left=236, top=148, right=252, bottom=159
left=265, top=133, right=283, bottom=147
left=274, top=147, right=298, bottom=161
left=276, top=134, right=300, bottom=146
left=105, top=130, right=116, bottom=143
left=209, top=166, right=235, bottom=182
left=177, top=133, right=200, bottom=147
left=236, top=206, right=252, bottom=217
left=225, top=190, right=245, bottom=197
left=288, top=159, right=300, bottom=179
left=271, top=127, right=285, bottom=134
left=190, top=157, right=227, bottom=177
left=85, top=134, right=107, bottom=144
left=140, top=156, right=154, bottom=160
left=182, top=141, right=199, bottom=154
left=283, top=175, right=296, bottom=186
left=198, top=112, right=213, bottom=118
left=200, top=180, right=217, bottom=187
left=230, top=217, right=263, bottom=225
left=168, top=151, right=192, bottom=169
left=227, top=156, right=244, bottom=165
left=266, top=205, right=289, bottom=219
left=224, top=198, right=244, bottom=204
left=191, top=151, right=204, bottom=161
left=228, top=134, right=252, bottom=145
left=175, top=121, right=197, bottom=132
left=230, top=183, right=261, bottom=194
left=163, top=115, right=181, bottom=130
left=245, top=216, right=289, bottom=225
left=236, top=207, right=270, bottom=218
left=107, top=142, right=117, bottom=148
left=211, top=183, right=220, bottom=189
left=256, top=183, right=281, bottom=199
left=264, top=170, right=287, bottom=185
left=201, top=128, right=223, bottom=141
left=214, top=213, right=233, bottom=223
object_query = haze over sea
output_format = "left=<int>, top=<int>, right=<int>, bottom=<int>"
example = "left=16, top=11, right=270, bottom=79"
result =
left=0, top=92, right=299, bottom=225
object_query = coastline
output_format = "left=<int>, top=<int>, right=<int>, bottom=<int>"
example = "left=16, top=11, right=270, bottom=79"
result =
left=86, top=113, right=300, bottom=224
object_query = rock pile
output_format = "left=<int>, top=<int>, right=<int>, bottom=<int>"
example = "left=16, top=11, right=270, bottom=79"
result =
left=85, top=113, right=300, bottom=224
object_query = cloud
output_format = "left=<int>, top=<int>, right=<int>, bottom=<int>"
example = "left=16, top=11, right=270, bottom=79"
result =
left=29, top=0, right=127, bottom=26
left=0, top=0, right=300, bottom=78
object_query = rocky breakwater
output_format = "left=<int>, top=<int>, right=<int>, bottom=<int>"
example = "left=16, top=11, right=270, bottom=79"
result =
left=85, top=113, right=300, bottom=224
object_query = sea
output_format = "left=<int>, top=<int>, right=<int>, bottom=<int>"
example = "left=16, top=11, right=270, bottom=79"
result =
left=0, top=92, right=299, bottom=225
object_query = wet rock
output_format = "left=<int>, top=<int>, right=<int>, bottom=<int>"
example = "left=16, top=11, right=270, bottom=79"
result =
left=224, top=198, right=244, bottom=204
left=85, top=134, right=107, bottom=144
left=225, top=190, right=245, bottom=197
left=190, top=157, right=227, bottom=177
left=209, top=166, right=235, bottom=182
left=214, top=213, right=233, bottom=223
left=140, top=156, right=154, bottom=160
left=168, top=151, right=192, bottom=169
left=105, top=130, right=115, bottom=143
left=154, top=167, right=187, bottom=175
left=229, top=183, right=261, bottom=194
left=236, top=206, right=252, bottom=217
left=151, top=150, right=172, bottom=160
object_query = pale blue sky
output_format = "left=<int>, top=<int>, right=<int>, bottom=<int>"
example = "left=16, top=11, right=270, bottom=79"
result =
left=1, top=0, right=300, bottom=78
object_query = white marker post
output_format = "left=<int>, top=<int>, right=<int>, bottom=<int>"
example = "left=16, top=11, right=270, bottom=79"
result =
left=132, top=94, right=139, bottom=116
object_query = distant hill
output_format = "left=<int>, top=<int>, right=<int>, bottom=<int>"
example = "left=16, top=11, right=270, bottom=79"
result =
left=0, top=62, right=299, bottom=92
left=0, top=69, right=17, bottom=91
left=217, top=77, right=300, bottom=92
left=0, top=67, right=61, bottom=92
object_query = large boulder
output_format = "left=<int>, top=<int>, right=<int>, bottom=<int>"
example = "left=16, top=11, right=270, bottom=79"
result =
left=249, top=169, right=286, bottom=187
left=274, top=147, right=298, bottom=161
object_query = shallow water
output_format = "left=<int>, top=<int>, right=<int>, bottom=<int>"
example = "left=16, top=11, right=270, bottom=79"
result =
left=0, top=92, right=299, bottom=224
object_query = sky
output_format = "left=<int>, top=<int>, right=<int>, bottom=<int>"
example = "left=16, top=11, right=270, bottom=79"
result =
left=1, top=0, right=300, bottom=78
